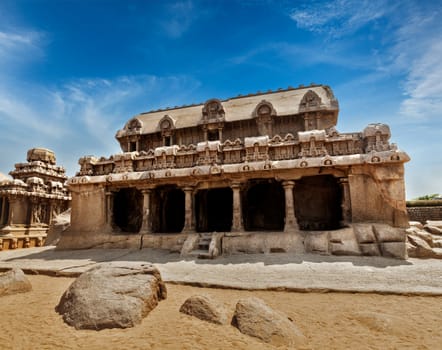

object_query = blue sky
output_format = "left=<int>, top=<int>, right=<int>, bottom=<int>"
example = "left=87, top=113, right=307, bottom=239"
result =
left=0, top=0, right=441, bottom=199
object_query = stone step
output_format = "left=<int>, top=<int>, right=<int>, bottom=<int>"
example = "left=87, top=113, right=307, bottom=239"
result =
left=188, top=249, right=213, bottom=259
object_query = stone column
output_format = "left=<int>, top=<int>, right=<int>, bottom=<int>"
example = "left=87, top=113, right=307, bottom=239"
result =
left=7, top=197, right=16, bottom=226
left=182, top=187, right=195, bottom=232
left=0, top=197, right=5, bottom=226
left=140, top=189, right=152, bottom=233
left=339, top=177, right=352, bottom=225
left=282, top=181, right=299, bottom=232
left=231, top=182, right=243, bottom=232
left=105, top=191, right=114, bottom=232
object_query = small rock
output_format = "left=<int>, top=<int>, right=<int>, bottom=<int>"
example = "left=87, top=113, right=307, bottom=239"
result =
left=56, top=263, right=167, bottom=330
left=180, top=295, right=228, bottom=325
left=232, top=297, right=307, bottom=347
left=0, top=268, right=32, bottom=297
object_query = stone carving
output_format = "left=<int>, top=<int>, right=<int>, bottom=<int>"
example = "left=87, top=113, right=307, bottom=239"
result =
left=0, top=148, right=71, bottom=249
left=61, top=85, right=410, bottom=259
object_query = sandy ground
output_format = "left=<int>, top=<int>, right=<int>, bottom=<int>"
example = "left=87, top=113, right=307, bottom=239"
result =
left=0, top=275, right=441, bottom=350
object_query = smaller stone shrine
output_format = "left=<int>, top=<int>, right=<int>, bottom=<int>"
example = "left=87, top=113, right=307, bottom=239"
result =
left=0, top=148, right=71, bottom=249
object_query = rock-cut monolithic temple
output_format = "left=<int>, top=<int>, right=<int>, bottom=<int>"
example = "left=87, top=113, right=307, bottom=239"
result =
left=0, top=148, right=71, bottom=249
left=58, top=84, right=410, bottom=258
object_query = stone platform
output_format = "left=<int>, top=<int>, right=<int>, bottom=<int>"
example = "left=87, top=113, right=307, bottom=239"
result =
left=0, top=246, right=441, bottom=295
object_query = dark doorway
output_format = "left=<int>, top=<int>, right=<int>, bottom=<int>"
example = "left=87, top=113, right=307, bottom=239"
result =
left=195, top=187, right=232, bottom=232
left=113, top=188, right=143, bottom=233
left=152, top=186, right=185, bottom=233
left=243, top=180, right=285, bottom=231
left=295, top=175, right=342, bottom=230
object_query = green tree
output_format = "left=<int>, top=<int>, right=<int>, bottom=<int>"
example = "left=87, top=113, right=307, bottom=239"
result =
left=415, top=194, right=440, bottom=200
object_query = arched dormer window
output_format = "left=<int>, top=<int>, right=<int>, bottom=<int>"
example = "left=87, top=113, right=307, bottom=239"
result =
left=158, top=115, right=176, bottom=146
left=126, top=118, right=142, bottom=132
left=200, top=99, right=225, bottom=142
left=253, top=100, right=276, bottom=136
left=299, top=90, right=322, bottom=110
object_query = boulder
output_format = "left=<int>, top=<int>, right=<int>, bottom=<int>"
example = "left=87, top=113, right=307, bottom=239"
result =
left=426, top=220, right=442, bottom=229
left=56, top=263, right=167, bottom=330
left=409, top=221, right=424, bottom=230
left=179, top=295, right=228, bottom=325
left=424, top=225, right=442, bottom=236
left=373, top=224, right=406, bottom=242
left=406, top=227, right=434, bottom=246
left=0, top=268, right=32, bottom=297
left=407, top=235, right=442, bottom=259
left=232, top=297, right=307, bottom=347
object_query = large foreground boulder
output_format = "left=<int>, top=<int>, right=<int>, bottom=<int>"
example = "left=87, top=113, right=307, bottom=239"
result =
left=56, top=263, right=167, bottom=330
left=0, top=268, right=32, bottom=297
left=180, top=295, right=228, bottom=325
left=232, top=297, right=307, bottom=347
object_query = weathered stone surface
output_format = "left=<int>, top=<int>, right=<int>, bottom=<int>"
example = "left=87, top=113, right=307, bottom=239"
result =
left=0, top=268, right=32, bottom=297
left=353, top=224, right=377, bottom=243
left=329, top=228, right=361, bottom=256
left=380, top=242, right=407, bottom=259
left=56, top=263, right=167, bottom=330
left=304, top=232, right=329, bottom=254
left=424, top=225, right=442, bottom=236
left=359, top=243, right=381, bottom=256
left=409, top=221, right=424, bottom=230
left=407, top=235, right=440, bottom=258
left=45, top=209, right=71, bottom=246
left=406, top=227, right=434, bottom=246
left=426, top=220, right=442, bottom=229
left=179, top=295, right=228, bottom=325
left=232, top=297, right=307, bottom=347
left=373, top=224, right=406, bottom=242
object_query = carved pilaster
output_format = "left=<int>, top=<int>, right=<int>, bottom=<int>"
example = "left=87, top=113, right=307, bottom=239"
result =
left=182, top=186, right=195, bottom=232
left=231, top=182, right=243, bottom=232
left=282, top=181, right=299, bottom=232
left=140, top=189, right=152, bottom=233
left=105, top=191, right=115, bottom=232
left=339, top=177, right=352, bottom=225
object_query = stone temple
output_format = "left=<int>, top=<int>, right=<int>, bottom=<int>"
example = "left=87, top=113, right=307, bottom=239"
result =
left=0, top=148, right=71, bottom=249
left=58, top=84, right=410, bottom=258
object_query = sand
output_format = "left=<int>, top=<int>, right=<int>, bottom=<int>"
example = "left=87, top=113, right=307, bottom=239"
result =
left=0, top=275, right=441, bottom=350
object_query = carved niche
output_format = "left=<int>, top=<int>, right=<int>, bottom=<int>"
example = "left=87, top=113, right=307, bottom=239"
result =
left=253, top=100, right=276, bottom=136
left=158, top=115, right=176, bottom=146
left=299, top=90, right=322, bottom=110
left=126, top=118, right=142, bottom=133
left=201, top=99, right=225, bottom=141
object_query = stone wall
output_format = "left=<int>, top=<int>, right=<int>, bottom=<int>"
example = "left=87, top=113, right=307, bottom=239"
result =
left=407, top=201, right=442, bottom=223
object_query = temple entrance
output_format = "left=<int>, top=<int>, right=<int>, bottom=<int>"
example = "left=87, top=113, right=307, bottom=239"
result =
left=295, top=175, right=342, bottom=230
left=243, top=180, right=285, bottom=231
left=113, top=188, right=142, bottom=233
left=195, top=187, right=232, bottom=232
left=152, top=186, right=185, bottom=233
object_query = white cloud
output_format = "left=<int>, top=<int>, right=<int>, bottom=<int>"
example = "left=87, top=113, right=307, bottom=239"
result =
left=161, top=0, right=195, bottom=38
left=290, top=0, right=393, bottom=38
left=0, top=74, right=201, bottom=177
left=0, top=30, right=45, bottom=67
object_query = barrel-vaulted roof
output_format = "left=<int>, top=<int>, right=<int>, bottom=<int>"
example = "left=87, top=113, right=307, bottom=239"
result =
left=116, top=84, right=339, bottom=138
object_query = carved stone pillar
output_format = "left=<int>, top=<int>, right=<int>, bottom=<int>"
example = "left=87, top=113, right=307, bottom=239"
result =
left=282, top=181, right=299, bottom=232
left=7, top=197, right=16, bottom=226
left=231, top=182, right=243, bottom=232
left=182, top=187, right=195, bottom=232
left=140, top=189, right=152, bottom=233
left=0, top=197, right=5, bottom=226
left=105, top=191, right=114, bottom=232
left=339, top=177, right=352, bottom=225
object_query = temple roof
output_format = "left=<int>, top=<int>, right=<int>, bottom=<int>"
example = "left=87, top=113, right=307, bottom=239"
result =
left=116, top=84, right=339, bottom=138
